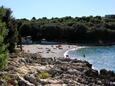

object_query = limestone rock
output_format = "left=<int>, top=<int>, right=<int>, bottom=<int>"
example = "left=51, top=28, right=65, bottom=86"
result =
left=17, top=74, right=35, bottom=86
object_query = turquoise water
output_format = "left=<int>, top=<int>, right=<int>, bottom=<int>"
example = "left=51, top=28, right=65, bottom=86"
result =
left=68, top=46, right=115, bottom=71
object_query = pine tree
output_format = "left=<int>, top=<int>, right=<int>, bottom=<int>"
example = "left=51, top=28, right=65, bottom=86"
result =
left=0, top=6, right=17, bottom=53
left=0, top=20, right=8, bottom=70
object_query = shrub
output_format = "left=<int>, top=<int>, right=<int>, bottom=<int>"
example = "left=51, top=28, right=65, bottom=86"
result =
left=38, top=71, right=50, bottom=79
left=0, top=20, right=8, bottom=70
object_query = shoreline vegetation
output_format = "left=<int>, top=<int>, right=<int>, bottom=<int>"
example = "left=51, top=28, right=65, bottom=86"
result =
left=0, top=6, right=115, bottom=85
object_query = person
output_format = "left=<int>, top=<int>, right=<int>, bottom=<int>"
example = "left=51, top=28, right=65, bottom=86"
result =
left=66, top=54, right=69, bottom=58
left=83, top=54, right=85, bottom=58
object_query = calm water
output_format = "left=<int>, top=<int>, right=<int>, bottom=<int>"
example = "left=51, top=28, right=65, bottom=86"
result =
left=68, top=46, right=115, bottom=71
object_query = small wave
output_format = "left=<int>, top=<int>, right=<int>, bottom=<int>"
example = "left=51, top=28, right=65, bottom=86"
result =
left=63, top=46, right=85, bottom=58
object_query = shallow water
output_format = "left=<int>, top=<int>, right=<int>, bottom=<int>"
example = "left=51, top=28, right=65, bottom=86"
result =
left=68, top=46, right=115, bottom=71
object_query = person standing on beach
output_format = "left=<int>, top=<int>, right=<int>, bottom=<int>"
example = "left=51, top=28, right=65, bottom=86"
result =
left=66, top=54, right=69, bottom=58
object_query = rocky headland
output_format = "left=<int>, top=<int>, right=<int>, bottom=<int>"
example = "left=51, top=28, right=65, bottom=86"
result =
left=0, top=52, right=115, bottom=86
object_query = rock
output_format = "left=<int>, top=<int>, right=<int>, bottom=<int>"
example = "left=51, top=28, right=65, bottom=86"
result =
left=97, top=80, right=102, bottom=85
left=23, top=53, right=41, bottom=60
left=84, top=61, right=92, bottom=68
left=60, top=58, right=72, bottom=62
left=100, top=69, right=108, bottom=76
left=55, top=60, right=62, bottom=64
left=9, top=53, right=17, bottom=58
left=0, top=80, right=6, bottom=86
left=100, top=69, right=115, bottom=79
left=0, top=72, right=8, bottom=76
left=6, top=52, right=115, bottom=86
left=18, top=53, right=42, bottom=65
left=24, top=74, right=37, bottom=85
left=37, top=79, right=50, bottom=85
left=19, top=58, right=26, bottom=64
left=71, top=59, right=78, bottom=63
left=18, top=80, right=34, bottom=86
left=85, top=69, right=98, bottom=77
left=110, top=82, right=115, bottom=86
left=50, top=68, right=63, bottom=77
left=67, top=69, right=81, bottom=75
left=17, top=74, right=35, bottom=86
left=39, top=79, right=63, bottom=84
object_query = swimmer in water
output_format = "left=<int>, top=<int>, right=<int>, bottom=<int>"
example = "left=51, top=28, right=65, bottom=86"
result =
left=83, top=54, right=85, bottom=58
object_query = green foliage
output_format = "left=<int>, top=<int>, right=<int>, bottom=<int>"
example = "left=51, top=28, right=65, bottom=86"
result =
left=1, top=5, right=115, bottom=45
left=0, top=20, right=8, bottom=70
left=38, top=71, right=50, bottom=79
left=0, top=6, right=17, bottom=53
left=17, top=15, right=115, bottom=43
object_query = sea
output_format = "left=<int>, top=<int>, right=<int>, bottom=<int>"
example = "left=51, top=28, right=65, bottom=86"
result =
left=67, top=45, right=115, bottom=72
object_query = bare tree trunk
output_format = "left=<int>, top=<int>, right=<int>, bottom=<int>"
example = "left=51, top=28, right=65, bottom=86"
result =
left=19, top=35, right=22, bottom=51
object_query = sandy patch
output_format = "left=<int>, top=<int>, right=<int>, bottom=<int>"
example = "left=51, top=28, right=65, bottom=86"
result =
left=22, top=44, right=79, bottom=58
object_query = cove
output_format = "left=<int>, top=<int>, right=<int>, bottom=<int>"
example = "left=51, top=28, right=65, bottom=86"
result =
left=67, top=46, right=115, bottom=71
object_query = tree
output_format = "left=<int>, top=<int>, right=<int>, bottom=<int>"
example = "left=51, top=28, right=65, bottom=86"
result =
left=0, top=20, right=8, bottom=70
left=7, top=19, right=18, bottom=52
left=0, top=6, right=17, bottom=53
left=72, top=23, right=88, bottom=41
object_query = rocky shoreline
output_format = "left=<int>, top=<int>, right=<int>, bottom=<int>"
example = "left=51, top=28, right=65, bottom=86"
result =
left=0, top=52, right=115, bottom=86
